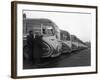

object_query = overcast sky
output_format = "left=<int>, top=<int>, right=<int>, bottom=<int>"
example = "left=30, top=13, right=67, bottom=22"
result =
left=23, top=10, right=92, bottom=42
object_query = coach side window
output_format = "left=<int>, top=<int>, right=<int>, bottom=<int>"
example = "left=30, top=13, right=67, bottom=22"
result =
left=42, top=27, right=46, bottom=35
left=66, top=32, right=70, bottom=41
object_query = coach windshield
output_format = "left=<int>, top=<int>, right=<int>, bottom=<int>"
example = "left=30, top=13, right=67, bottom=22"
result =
left=42, top=24, right=54, bottom=36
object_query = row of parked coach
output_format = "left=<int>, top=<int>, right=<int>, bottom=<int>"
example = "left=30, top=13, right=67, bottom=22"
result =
left=23, top=18, right=88, bottom=61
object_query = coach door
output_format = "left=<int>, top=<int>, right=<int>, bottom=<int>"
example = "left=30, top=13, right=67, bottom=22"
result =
left=32, top=24, right=42, bottom=37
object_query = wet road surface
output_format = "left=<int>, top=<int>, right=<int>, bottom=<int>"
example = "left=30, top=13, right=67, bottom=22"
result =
left=23, top=48, right=90, bottom=69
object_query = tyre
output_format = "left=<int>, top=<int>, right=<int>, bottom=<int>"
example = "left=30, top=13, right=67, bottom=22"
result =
left=23, top=45, right=33, bottom=61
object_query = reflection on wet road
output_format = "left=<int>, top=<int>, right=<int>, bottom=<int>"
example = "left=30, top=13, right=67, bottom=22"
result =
left=23, top=48, right=90, bottom=69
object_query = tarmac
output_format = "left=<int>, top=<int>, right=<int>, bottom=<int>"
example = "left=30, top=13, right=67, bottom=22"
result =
left=23, top=48, right=91, bottom=69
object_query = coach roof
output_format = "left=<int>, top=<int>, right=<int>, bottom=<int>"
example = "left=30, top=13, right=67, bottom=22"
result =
left=24, top=18, right=54, bottom=24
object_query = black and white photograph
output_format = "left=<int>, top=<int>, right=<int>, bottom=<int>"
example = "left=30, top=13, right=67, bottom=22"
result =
left=11, top=1, right=97, bottom=78
left=23, top=10, right=91, bottom=69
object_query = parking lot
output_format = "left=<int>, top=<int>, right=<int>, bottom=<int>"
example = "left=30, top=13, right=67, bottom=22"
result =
left=23, top=48, right=91, bottom=69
